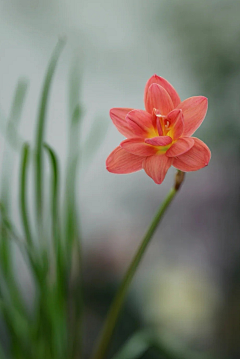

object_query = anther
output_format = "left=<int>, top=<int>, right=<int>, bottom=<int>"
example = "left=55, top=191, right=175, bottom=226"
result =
left=153, top=108, right=161, bottom=117
left=153, top=108, right=167, bottom=119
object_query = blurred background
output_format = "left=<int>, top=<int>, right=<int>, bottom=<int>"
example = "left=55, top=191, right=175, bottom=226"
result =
left=0, top=0, right=240, bottom=358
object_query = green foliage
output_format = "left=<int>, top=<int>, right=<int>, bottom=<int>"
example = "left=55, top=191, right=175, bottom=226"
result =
left=0, top=40, right=83, bottom=359
left=34, top=38, right=65, bottom=228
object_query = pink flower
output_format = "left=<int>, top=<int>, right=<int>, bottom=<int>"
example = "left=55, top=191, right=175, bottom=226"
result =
left=106, top=75, right=211, bottom=184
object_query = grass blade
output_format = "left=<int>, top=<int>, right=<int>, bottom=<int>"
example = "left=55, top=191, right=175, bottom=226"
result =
left=43, top=143, right=63, bottom=282
left=0, top=79, right=28, bottom=281
left=34, top=38, right=65, bottom=227
left=43, top=144, right=60, bottom=247
left=0, top=78, right=26, bottom=148
left=1, top=78, right=28, bottom=209
left=6, top=78, right=28, bottom=149
left=65, top=105, right=83, bottom=358
left=65, top=58, right=83, bottom=357
left=65, top=104, right=82, bottom=250
left=19, top=143, right=33, bottom=246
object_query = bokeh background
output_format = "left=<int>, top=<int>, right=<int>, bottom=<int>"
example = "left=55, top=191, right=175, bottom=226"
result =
left=0, top=0, right=240, bottom=358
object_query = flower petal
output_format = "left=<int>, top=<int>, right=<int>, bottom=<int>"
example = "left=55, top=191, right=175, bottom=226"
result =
left=166, top=137, right=194, bottom=157
left=126, top=110, right=156, bottom=138
left=121, top=138, right=158, bottom=156
left=143, top=155, right=173, bottom=184
left=172, top=138, right=211, bottom=172
left=109, top=108, right=134, bottom=138
left=144, top=75, right=181, bottom=108
left=177, top=96, right=208, bottom=137
left=145, top=84, right=174, bottom=116
left=167, top=109, right=184, bottom=140
left=145, top=136, right=172, bottom=146
left=106, top=146, right=144, bottom=174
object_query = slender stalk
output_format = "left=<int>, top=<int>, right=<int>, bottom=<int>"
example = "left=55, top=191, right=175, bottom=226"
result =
left=64, top=104, right=83, bottom=358
left=43, top=144, right=60, bottom=251
left=1, top=79, right=28, bottom=211
left=91, top=171, right=185, bottom=359
left=19, top=143, right=33, bottom=246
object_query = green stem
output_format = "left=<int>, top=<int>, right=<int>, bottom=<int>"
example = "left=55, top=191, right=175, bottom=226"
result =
left=91, top=171, right=185, bottom=359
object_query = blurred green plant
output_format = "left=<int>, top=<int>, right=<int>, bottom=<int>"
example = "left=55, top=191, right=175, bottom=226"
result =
left=0, top=38, right=84, bottom=359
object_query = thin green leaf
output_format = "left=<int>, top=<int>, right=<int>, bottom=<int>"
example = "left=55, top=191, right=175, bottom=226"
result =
left=0, top=202, right=45, bottom=287
left=6, top=78, right=28, bottom=149
left=0, top=224, right=11, bottom=277
left=65, top=103, right=82, bottom=251
left=0, top=203, right=45, bottom=325
left=0, top=206, right=14, bottom=280
left=19, top=143, right=33, bottom=246
left=0, top=79, right=28, bottom=282
left=65, top=59, right=83, bottom=357
left=65, top=106, right=83, bottom=358
left=44, top=144, right=70, bottom=359
left=65, top=57, right=82, bottom=251
left=0, top=79, right=27, bottom=150
left=43, top=144, right=60, bottom=242
left=34, top=38, right=65, bottom=226
left=1, top=79, right=28, bottom=208
left=43, top=143, right=64, bottom=283
left=0, top=297, right=32, bottom=359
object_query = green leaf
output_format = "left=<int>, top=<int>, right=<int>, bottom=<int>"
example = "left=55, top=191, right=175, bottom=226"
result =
left=19, top=143, right=33, bottom=246
left=0, top=297, right=32, bottom=359
left=65, top=113, right=83, bottom=358
left=0, top=79, right=28, bottom=280
left=43, top=143, right=64, bottom=285
left=0, top=201, right=45, bottom=288
left=65, top=105, right=82, bottom=250
left=1, top=78, right=28, bottom=209
left=34, top=38, right=65, bottom=226
left=64, top=59, right=84, bottom=359
left=43, top=143, right=60, bottom=242
left=65, top=58, right=82, bottom=253
left=6, top=78, right=28, bottom=149
left=0, top=78, right=27, bottom=149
